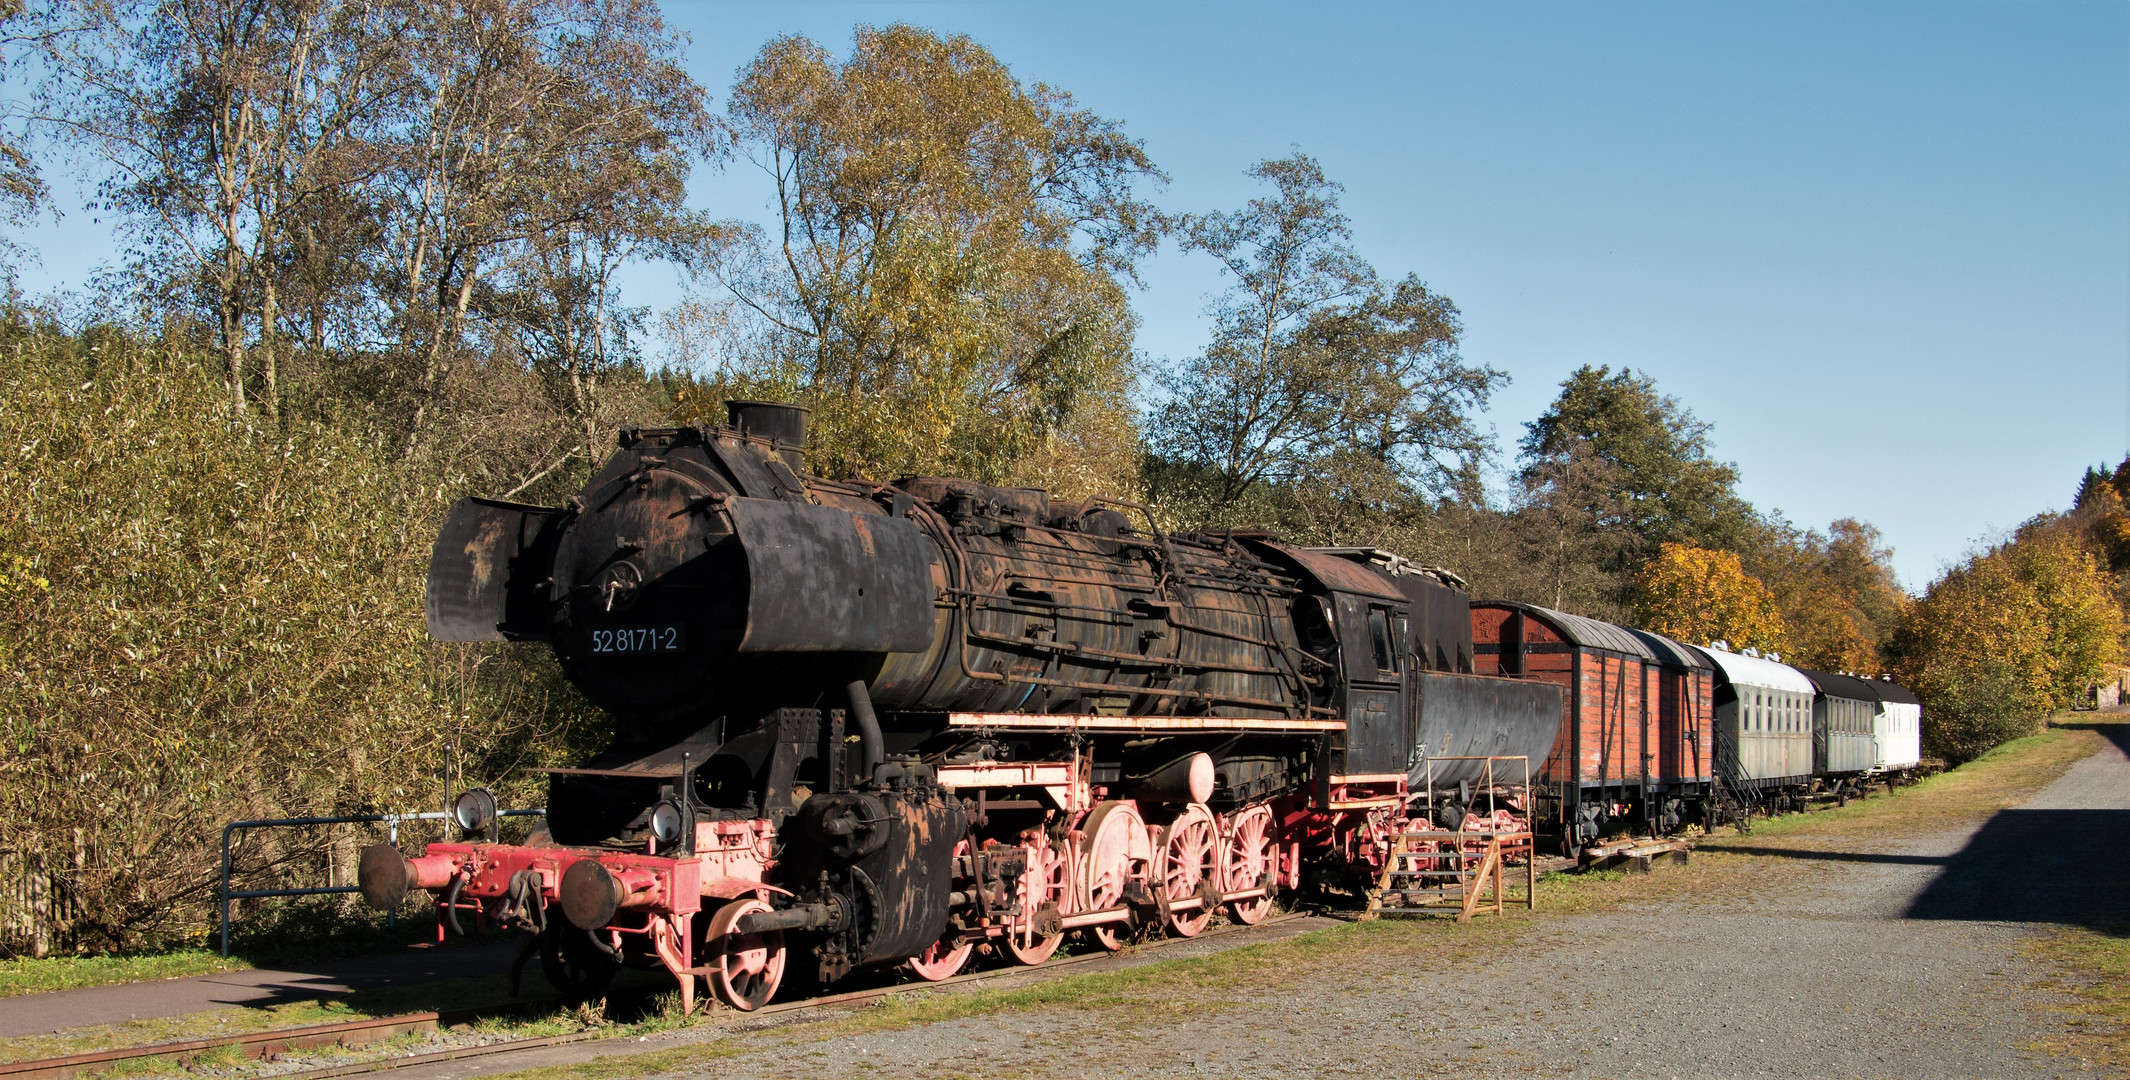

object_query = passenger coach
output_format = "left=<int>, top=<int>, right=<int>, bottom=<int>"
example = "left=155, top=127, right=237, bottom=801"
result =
left=1868, top=676, right=1924, bottom=781
left=1800, top=668, right=1879, bottom=798
left=1704, top=645, right=1814, bottom=812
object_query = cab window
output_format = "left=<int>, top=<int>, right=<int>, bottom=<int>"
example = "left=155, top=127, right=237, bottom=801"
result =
left=1367, top=608, right=1398, bottom=674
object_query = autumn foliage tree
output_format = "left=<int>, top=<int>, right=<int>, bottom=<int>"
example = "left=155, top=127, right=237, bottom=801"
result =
left=1745, top=518, right=1909, bottom=673
left=1890, top=525, right=2123, bottom=763
left=692, top=25, right=1162, bottom=489
left=1629, top=543, right=1786, bottom=653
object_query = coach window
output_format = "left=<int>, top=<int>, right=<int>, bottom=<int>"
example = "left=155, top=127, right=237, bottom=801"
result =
left=1368, top=607, right=1398, bottom=674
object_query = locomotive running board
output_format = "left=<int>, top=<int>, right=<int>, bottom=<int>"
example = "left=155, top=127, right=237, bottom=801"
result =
left=946, top=713, right=1346, bottom=733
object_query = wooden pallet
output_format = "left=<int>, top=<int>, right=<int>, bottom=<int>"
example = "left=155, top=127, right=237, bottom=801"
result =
left=1578, top=836, right=1692, bottom=873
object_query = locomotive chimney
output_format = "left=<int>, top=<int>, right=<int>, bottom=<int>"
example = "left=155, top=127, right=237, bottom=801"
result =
left=727, top=400, right=809, bottom=469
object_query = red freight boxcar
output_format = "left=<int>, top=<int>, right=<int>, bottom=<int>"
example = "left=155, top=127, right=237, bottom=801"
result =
left=1470, top=601, right=1653, bottom=856
left=1628, top=628, right=1715, bottom=833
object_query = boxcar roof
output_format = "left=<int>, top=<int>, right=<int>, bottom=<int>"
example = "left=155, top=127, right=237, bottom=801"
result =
left=1701, top=647, right=1816, bottom=694
left=1628, top=629, right=1713, bottom=672
left=1476, top=601, right=1654, bottom=660
left=1798, top=668, right=1883, bottom=703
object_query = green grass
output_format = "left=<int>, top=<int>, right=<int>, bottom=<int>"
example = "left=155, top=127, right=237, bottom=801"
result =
left=0, top=950, right=245, bottom=999
left=2023, top=926, right=2130, bottom=1074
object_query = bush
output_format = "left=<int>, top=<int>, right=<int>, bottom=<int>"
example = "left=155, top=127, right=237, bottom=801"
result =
left=1892, top=526, right=2123, bottom=764
left=0, top=325, right=605, bottom=954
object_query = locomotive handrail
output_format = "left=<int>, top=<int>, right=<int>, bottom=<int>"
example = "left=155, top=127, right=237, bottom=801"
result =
left=217, top=808, right=544, bottom=957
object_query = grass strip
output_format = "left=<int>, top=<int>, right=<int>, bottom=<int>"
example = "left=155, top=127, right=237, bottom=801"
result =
left=0, top=952, right=245, bottom=1001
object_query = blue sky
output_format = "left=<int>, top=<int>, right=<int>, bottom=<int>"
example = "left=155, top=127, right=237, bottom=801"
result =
left=13, top=1, right=2128, bottom=589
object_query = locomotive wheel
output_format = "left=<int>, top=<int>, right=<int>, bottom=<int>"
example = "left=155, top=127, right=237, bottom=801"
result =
left=907, top=933, right=973, bottom=981
left=703, top=898, right=785, bottom=1011
left=1005, top=834, right=1066, bottom=966
left=1220, top=804, right=1276, bottom=925
left=538, top=921, right=620, bottom=1004
left=1081, top=800, right=1147, bottom=952
left=909, top=840, right=976, bottom=981
left=1156, top=805, right=1218, bottom=938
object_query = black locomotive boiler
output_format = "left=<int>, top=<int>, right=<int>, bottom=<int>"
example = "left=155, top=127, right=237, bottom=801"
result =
left=359, top=401, right=1561, bottom=1011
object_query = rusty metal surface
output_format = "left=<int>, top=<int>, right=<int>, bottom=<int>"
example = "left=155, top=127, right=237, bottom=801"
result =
left=724, top=498, right=935, bottom=653
left=424, top=498, right=561, bottom=642
left=1261, top=544, right=1403, bottom=601
left=1413, top=672, right=1563, bottom=787
left=1479, top=601, right=1654, bottom=661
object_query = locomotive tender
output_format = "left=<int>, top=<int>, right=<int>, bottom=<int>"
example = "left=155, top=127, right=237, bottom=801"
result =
left=357, top=401, right=1563, bottom=1011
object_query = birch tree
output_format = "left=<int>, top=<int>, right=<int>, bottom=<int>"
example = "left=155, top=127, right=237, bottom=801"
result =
left=1147, top=152, right=1501, bottom=529
left=705, top=24, right=1162, bottom=483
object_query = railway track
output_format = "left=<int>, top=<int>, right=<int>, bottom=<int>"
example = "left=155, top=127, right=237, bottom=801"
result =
left=1, top=910, right=1326, bottom=1080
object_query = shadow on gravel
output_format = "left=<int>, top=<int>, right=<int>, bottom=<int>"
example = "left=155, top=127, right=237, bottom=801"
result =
left=1901, top=809, right=2130, bottom=936
left=1902, top=719, right=2130, bottom=936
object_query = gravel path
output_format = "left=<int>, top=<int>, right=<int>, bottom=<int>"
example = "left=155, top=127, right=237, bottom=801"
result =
left=667, top=729, right=2128, bottom=1080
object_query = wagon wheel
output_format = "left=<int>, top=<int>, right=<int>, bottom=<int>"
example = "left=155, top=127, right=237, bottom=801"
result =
left=1156, top=804, right=1218, bottom=938
left=1080, top=801, right=1146, bottom=951
left=538, top=921, right=620, bottom=1004
left=908, top=840, right=975, bottom=981
left=1004, top=833, right=1066, bottom=966
left=1220, top=803, right=1276, bottom=926
left=703, top=897, right=786, bottom=1011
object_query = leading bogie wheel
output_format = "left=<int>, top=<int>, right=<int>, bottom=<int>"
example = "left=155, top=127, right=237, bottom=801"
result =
left=704, top=897, right=786, bottom=1011
left=539, top=921, right=620, bottom=1004
left=1157, top=804, right=1218, bottom=937
left=1221, top=803, right=1276, bottom=925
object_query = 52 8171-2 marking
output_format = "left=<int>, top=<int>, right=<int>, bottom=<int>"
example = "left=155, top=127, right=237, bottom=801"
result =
left=587, top=626, right=685, bottom=654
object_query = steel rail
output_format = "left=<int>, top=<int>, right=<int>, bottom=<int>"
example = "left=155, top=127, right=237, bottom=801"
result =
left=3, top=911, right=1321, bottom=1080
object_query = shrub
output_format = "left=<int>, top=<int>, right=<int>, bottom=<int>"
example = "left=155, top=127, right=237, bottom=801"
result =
left=0, top=327, right=604, bottom=954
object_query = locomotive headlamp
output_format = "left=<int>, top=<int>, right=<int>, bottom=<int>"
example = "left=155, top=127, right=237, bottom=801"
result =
left=453, top=788, right=498, bottom=838
left=649, top=796, right=694, bottom=853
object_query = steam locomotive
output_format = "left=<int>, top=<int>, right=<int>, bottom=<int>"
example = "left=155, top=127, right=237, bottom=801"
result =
left=356, top=401, right=1562, bottom=1011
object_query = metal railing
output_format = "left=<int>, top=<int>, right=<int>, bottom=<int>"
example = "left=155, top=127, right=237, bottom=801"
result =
left=218, top=809, right=543, bottom=957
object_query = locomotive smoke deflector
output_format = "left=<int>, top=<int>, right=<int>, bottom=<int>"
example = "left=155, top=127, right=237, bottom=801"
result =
left=425, top=498, right=563, bottom=642
left=723, top=497, right=935, bottom=653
